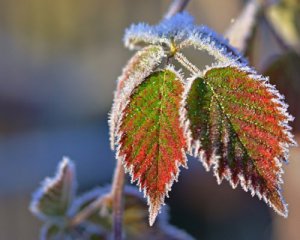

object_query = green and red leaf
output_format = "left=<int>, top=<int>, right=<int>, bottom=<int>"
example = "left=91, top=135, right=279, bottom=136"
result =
left=109, top=45, right=165, bottom=149
left=117, top=69, right=187, bottom=226
left=183, top=65, right=295, bottom=217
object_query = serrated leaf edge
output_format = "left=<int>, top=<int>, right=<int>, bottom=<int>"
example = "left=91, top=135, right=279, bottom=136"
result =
left=124, top=12, right=248, bottom=65
left=181, top=62, right=296, bottom=217
left=109, top=45, right=166, bottom=150
left=116, top=66, right=188, bottom=226
left=30, top=157, right=76, bottom=221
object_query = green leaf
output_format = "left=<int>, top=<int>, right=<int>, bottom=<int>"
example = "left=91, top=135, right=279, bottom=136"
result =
left=183, top=65, right=295, bottom=217
left=30, top=157, right=76, bottom=220
left=117, top=69, right=188, bottom=226
left=109, top=45, right=165, bottom=150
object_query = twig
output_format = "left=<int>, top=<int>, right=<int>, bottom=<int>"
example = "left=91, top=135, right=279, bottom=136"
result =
left=111, top=157, right=125, bottom=240
left=175, top=52, right=199, bottom=75
left=68, top=158, right=125, bottom=240
left=164, top=0, right=191, bottom=19
left=225, top=0, right=261, bottom=53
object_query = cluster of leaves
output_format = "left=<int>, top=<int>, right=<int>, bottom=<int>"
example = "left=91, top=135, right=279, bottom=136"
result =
left=109, top=12, right=296, bottom=226
left=30, top=157, right=194, bottom=240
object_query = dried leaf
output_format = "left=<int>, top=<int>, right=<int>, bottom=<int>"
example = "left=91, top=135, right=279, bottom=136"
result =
left=117, top=69, right=187, bottom=226
left=183, top=65, right=295, bottom=217
left=30, top=157, right=76, bottom=220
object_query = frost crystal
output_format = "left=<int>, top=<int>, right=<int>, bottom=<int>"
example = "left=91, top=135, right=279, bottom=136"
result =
left=112, top=9, right=296, bottom=227
left=182, top=63, right=296, bottom=217
left=109, top=45, right=165, bottom=149
left=124, top=12, right=247, bottom=65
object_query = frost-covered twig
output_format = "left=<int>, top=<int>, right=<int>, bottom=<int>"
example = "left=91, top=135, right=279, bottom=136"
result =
left=175, top=52, right=199, bottom=74
left=164, top=0, right=191, bottom=19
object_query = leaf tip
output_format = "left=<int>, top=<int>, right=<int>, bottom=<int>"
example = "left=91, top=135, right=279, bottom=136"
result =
left=29, top=156, right=76, bottom=219
left=269, top=191, right=289, bottom=218
left=149, top=198, right=161, bottom=226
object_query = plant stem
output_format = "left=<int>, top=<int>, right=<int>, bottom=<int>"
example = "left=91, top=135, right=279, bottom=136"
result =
left=111, top=157, right=125, bottom=240
left=164, top=0, right=191, bottom=19
left=69, top=158, right=125, bottom=238
left=174, top=52, right=199, bottom=75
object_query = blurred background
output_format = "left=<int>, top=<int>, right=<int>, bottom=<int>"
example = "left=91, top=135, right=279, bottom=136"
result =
left=0, top=0, right=299, bottom=239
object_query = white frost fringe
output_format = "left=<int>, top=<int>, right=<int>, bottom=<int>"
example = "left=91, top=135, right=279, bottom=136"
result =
left=116, top=66, right=188, bottom=226
left=181, top=62, right=296, bottom=217
left=109, top=45, right=165, bottom=150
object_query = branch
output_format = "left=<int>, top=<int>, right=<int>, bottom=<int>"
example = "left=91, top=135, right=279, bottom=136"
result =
left=225, top=0, right=261, bottom=53
left=164, top=0, right=192, bottom=19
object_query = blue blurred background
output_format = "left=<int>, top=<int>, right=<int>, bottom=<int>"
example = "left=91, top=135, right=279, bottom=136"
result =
left=0, top=0, right=299, bottom=239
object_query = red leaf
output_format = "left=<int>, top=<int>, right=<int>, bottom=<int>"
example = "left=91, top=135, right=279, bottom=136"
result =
left=109, top=45, right=165, bottom=149
left=183, top=65, right=296, bottom=217
left=117, top=69, right=187, bottom=225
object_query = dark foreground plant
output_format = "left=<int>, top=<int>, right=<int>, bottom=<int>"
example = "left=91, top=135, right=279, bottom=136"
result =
left=30, top=0, right=297, bottom=239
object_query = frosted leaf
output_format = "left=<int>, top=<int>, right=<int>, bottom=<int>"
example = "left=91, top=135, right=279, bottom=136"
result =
left=116, top=69, right=187, bottom=226
left=182, top=63, right=296, bottom=218
left=109, top=45, right=165, bottom=149
left=179, top=25, right=248, bottom=65
left=154, top=11, right=195, bottom=39
left=30, top=157, right=76, bottom=221
left=124, top=12, right=195, bottom=50
left=124, top=12, right=247, bottom=65
left=124, top=22, right=165, bottom=50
